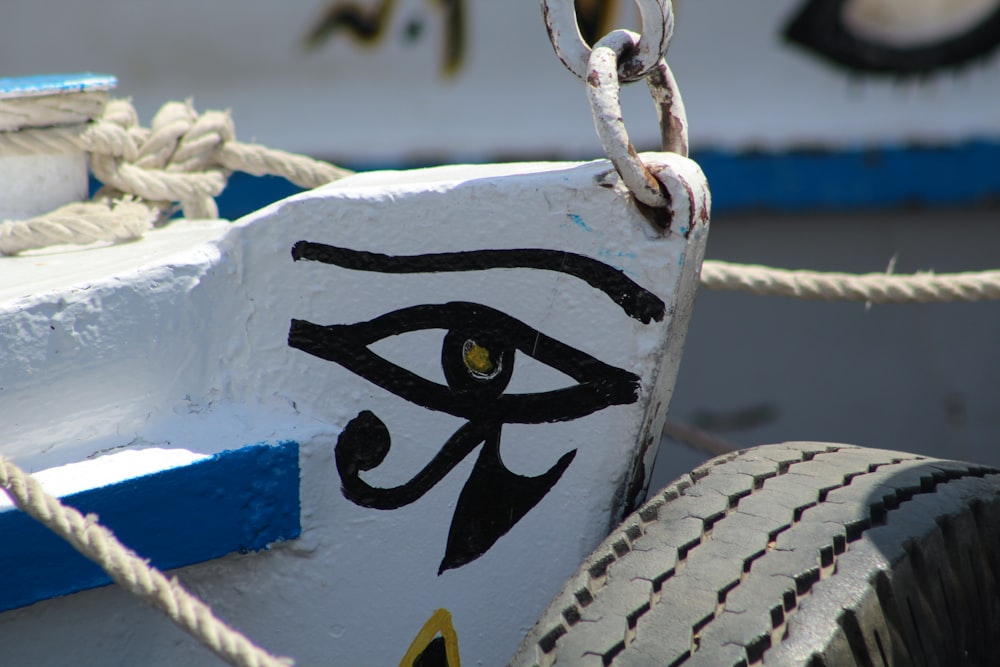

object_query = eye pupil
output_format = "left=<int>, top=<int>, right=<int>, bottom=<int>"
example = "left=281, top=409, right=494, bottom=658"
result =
left=442, top=330, right=513, bottom=396
left=462, top=340, right=499, bottom=379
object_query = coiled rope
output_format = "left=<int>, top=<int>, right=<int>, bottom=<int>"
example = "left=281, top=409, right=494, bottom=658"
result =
left=0, top=453, right=291, bottom=667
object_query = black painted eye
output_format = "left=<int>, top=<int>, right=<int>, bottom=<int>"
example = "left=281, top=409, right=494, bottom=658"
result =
left=288, top=301, right=639, bottom=425
left=784, top=0, right=1000, bottom=76
left=288, top=241, right=658, bottom=573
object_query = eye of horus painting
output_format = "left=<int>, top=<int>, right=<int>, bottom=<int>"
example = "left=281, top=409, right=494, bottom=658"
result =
left=288, top=240, right=665, bottom=573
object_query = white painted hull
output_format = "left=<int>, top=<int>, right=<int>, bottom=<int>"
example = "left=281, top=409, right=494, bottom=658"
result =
left=0, top=156, right=709, bottom=665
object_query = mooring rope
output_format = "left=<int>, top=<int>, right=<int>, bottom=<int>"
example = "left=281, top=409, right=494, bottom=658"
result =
left=0, top=198, right=157, bottom=254
left=0, top=453, right=292, bottom=667
left=3, top=94, right=999, bottom=304
left=0, top=96, right=352, bottom=255
left=0, top=90, right=108, bottom=131
left=699, top=261, right=1000, bottom=303
left=3, top=81, right=1000, bottom=667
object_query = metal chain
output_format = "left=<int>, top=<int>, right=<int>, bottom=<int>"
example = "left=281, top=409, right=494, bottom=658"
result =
left=541, top=0, right=674, bottom=82
left=586, top=29, right=670, bottom=208
left=542, top=0, right=687, bottom=213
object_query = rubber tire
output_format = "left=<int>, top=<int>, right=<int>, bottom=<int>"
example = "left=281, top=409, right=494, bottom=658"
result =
left=509, top=442, right=1000, bottom=667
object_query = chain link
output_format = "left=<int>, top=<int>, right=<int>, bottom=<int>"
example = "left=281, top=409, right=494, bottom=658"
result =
left=542, top=0, right=688, bottom=215
left=586, top=30, right=669, bottom=208
left=541, top=0, right=674, bottom=83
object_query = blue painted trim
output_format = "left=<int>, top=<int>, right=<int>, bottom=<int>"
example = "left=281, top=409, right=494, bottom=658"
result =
left=216, top=173, right=305, bottom=220
left=333, top=141, right=1000, bottom=213
left=697, top=140, right=1000, bottom=213
left=0, top=73, right=117, bottom=99
left=0, top=441, right=300, bottom=613
left=91, top=140, right=1000, bottom=217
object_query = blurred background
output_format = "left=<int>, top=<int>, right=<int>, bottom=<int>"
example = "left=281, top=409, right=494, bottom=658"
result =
left=4, top=0, right=999, bottom=490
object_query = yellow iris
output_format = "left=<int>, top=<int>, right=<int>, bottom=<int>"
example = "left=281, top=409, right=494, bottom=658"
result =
left=463, top=342, right=494, bottom=375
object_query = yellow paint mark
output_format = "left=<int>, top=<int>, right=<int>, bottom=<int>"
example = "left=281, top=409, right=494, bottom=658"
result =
left=399, top=608, right=461, bottom=667
left=463, top=342, right=494, bottom=375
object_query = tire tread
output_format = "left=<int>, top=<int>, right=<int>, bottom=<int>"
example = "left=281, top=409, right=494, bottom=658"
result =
left=509, top=443, right=1000, bottom=667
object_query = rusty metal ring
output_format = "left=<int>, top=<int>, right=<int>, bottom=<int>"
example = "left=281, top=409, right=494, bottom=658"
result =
left=587, top=29, right=688, bottom=209
left=542, top=0, right=674, bottom=83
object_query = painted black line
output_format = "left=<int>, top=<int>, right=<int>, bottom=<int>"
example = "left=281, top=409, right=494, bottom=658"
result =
left=291, top=241, right=666, bottom=324
left=784, top=0, right=1000, bottom=75
left=288, top=302, right=640, bottom=424
left=336, top=411, right=493, bottom=510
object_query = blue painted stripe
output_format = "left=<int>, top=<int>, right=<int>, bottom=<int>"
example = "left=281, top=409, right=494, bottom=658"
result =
left=91, top=139, right=1000, bottom=218
left=0, top=441, right=300, bottom=613
left=333, top=141, right=1000, bottom=213
left=697, top=140, right=1000, bottom=213
left=0, top=73, right=116, bottom=99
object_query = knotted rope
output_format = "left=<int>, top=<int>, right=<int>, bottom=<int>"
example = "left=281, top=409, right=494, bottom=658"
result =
left=0, top=96, right=351, bottom=255
left=0, top=453, right=292, bottom=667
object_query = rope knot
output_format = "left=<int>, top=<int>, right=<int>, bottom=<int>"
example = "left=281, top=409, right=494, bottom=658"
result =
left=142, top=101, right=236, bottom=173
left=1, top=94, right=352, bottom=255
left=88, top=99, right=230, bottom=220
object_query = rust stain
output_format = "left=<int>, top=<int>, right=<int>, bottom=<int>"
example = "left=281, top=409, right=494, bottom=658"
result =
left=620, top=56, right=644, bottom=81
left=675, top=173, right=697, bottom=238
left=639, top=164, right=676, bottom=233
left=634, top=194, right=673, bottom=232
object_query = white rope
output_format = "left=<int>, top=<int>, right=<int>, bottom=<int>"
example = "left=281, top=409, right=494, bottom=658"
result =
left=5, top=88, right=999, bottom=305
left=0, top=198, right=157, bottom=255
left=700, top=260, right=1000, bottom=303
left=0, top=453, right=292, bottom=667
left=0, top=91, right=109, bottom=131
left=0, top=97, right=352, bottom=255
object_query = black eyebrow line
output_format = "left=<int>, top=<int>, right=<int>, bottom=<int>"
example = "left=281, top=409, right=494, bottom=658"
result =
left=291, top=241, right=665, bottom=324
